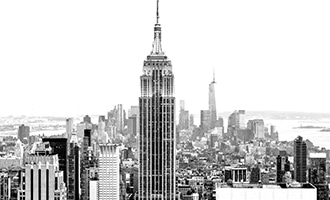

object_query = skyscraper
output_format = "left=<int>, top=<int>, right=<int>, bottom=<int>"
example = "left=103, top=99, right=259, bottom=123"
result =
left=276, top=150, right=291, bottom=183
left=209, top=70, right=217, bottom=129
left=294, top=136, right=307, bottom=183
left=139, top=1, right=176, bottom=199
left=99, top=144, right=120, bottom=200
left=42, top=138, right=68, bottom=187
left=18, top=124, right=30, bottom=144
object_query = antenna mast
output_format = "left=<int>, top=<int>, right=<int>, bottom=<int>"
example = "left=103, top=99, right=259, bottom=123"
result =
left=156, top=0, right=159, bottom=24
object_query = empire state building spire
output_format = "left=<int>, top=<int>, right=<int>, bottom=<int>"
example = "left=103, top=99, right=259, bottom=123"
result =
left=151, top=0, right=163, bottom=55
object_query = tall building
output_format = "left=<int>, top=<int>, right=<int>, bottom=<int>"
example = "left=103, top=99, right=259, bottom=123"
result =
left=66, top=118, right=74, bottom=139
left=276, top=150, right=291, bottom=183
left=80, top=129, right=97, bottom=200
left=42, top=138, right=68, bottom=187
left=24, top=154, right=67, bottom=200
left=247, top=119, right=265, bottom=139
left=189, top=114, right=194, bottom=127
left=128, top=106, right=139, bottom=134
left=294, top=136, right=307, bottom=183
left=227, top=110, right=245, bottom=137
left=99, top=144, right=120, bottom=200
left=200, top=110, right=211, bottom=131
left=115, top=104, right=125, bottom=133
left=68, top=140, right=80, bottom=200
left=178, top=100, right=189, bottom=131
left=128, top=115, right=137, bottom=136
left=139, top=1, right=176, bottom=199
left=18, top=124, right=30, bottom=144
left=209, top=70, right=217, bottom=129
left=308, top=153, right=328, bottom=200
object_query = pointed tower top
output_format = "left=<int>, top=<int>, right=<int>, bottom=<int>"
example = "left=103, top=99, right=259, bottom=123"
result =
left=212, top=68, right=216, bottom=83
left=151, top=0, right=163, bottom=55
left=156, top=0, right=160, bottom=24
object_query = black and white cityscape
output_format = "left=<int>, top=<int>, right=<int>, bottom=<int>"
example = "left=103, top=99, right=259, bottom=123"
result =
left=1, top=0, right=330, bottom=200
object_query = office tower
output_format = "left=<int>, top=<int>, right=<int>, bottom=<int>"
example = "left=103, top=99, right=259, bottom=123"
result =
left=18, top=124, right=30, bottom=144
left=24, top=154, right=67, bottom=200
left=66, top=118, right=74, bottom=139
left=209, top=71, right=217, bottom=129
left=115, top=104, right=125, bottom=133
left=190, top=114, right=194, bottom=126
left=99, top=144, right=120, bottom=200
left=128, top=106, right=139, bottom=134
left=80, top=129, right=93, bottom=200
left=139, top=1, right=176, bottom=199
left=0, top=167, right=21, bottom=199
left=276, top=150, right=291, bottom=183
left=128, top=115, right=137, bottom=136
left=76, top=122, right=93, bottom=141
left=68, top=141, right=80, bottom=200
left=200, top=110, right=211, bottom=131
left=308, top=153, right=328, bottom=200
left=89, top=179, right=99, bottom=200
left=42, top=138, right=68, bottom=186
left=178, top=100, right=189, bottom=131
left=98, top=116, right=107, bottom=143
left=227, top=110, right=245, bottom=137
left=294, top=136, right=307, bottom=183
left=247, top=119, right=265, bottom=139
left=83, top=115, right=91, bottom=124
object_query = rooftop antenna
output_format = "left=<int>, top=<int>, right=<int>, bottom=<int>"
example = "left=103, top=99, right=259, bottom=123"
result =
left=213, top=68, right=216, bottom=83
left=156, top=0, right=160, bottom=24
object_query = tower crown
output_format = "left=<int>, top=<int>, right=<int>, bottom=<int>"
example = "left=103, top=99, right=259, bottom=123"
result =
left=151, top=0, right=163, bottom=55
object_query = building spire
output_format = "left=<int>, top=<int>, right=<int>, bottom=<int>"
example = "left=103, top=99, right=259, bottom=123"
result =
left=212, top=68, right=216, bottom=83
left=151, top=0, right=163, bottom=55
left=156, top=0, right=159, bottom=24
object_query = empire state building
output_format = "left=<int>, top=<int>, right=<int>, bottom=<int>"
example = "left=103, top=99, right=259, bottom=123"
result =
left=139, top=0, right=176, bottom=199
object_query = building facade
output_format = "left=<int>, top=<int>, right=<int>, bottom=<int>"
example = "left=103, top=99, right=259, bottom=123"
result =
left=98, top=144, right=120, bottom=200
left=139, top=1, right=176, bottom=199
left=209, top=72, right=217, bottom=130
left=18, top=124, right=30, bottom=144
left=294, top=136, right=307, bottom=183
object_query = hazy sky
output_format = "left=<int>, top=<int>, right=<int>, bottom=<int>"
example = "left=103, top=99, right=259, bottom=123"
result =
left=0, top=0, right=329, bottom=117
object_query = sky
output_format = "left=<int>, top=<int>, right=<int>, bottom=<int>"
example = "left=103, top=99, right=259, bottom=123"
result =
left=0, top=0, right=329, bottom=117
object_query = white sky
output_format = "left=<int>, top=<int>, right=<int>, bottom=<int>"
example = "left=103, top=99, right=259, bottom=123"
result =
left=0, top=0, right=329, bottom=117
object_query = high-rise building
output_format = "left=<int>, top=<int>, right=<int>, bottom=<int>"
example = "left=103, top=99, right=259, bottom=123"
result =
left=178, top=100, right=189, bottom=131
left=200, top=110, right=211, bottom=131
left=247, top=119, right=265, bottom=139
left=227, top=110, right=245, bottom=137
left=80, top=129, right=97, bottom=200
left=294, top=136, right=307, bottom=183
left=139, top=1, right=176, bottom=199
left=308, top=153, right=328, bottom=200
left=18, top=124, right=30, bottom=144
left=99, top=144, right=120, bottom=200
left=209, top=71, right=217, bottom=129
left=24, top=154, right=67, bottom=200
left=189, top=114, right=194, bottom=127
left=68, top=141, right=80, bottom=200
left=115, top=104, right=125, bottom=133
left=128, top=106, right=139, bottom=134
left=66, top=118, right=74, bottom=139
left=276, top=150, right=291, bottom=183
left=42, top=138, right=68, bottom=187
left=128, top=115, right=137, bottom=136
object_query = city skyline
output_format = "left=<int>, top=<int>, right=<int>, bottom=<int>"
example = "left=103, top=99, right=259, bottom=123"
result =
left=1, top=0, right=330, bottom=117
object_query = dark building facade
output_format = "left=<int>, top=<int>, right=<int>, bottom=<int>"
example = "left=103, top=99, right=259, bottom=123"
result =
left=294, top=136, right=307, bottom=183
left=68, top=142, right=80, bottom=200
left=139, top=1, right=176, bottom=199
left=42, top=138, right=68, bottom=186
left=276, top=150, right=291, bottom=183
